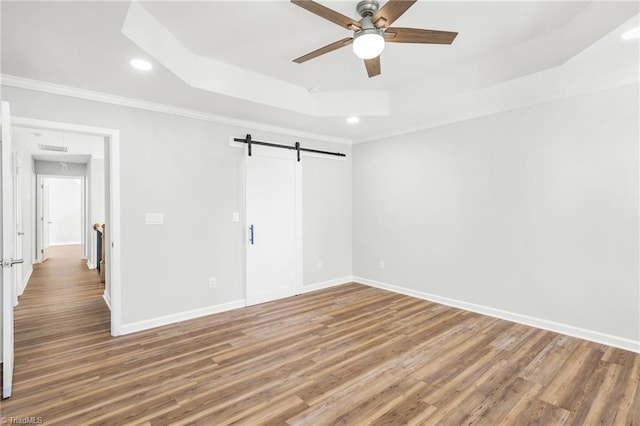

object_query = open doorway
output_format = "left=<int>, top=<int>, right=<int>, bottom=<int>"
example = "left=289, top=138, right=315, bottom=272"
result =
left=37, top=176, right=86, bottom=265
left=9, top=118, right=120, bottom=334
left=1, top=109, right=121, bottom=397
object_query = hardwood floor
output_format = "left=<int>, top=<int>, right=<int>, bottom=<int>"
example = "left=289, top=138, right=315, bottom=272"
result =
left=2, top=247, right=639, bottom=425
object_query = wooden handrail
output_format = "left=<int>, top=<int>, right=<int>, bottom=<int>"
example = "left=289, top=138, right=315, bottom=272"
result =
left=93, top=223, right=106, bottom=283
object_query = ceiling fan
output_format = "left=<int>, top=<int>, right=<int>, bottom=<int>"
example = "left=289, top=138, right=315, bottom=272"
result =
left=291, top=0, right=458, bottom=78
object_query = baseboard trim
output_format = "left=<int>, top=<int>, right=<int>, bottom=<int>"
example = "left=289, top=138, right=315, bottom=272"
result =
left=354, top=276, right=640, bottom=354
left=49, top=241, right=82, bottom=247
left=102, top=291, right=111, bottom=311
left=87, top=261, right=96, bottom=270
left=18, top=266, right=33, bottom=296
left=119, top=299, right=246, bottom=335
left=247, top=289, right=299, bottom=306
left=299, top=276, right=354, bottom=295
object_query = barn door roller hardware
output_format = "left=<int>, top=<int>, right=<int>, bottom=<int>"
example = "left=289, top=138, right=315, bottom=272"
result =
left=234, top=134, right=346, bottom=162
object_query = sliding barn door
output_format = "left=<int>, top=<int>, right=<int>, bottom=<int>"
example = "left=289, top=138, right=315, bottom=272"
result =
left=245, top=146, right=300, bottom=306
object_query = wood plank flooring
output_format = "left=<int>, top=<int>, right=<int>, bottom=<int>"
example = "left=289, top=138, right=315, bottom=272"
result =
left=1, top=245, right=639, bottom=425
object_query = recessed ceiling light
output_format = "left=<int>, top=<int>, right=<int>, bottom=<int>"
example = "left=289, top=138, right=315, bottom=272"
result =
left=308, top=86, right=320, bottom=94
left=621, top=27, right=640, bottom=40
left=347, top=116, right=360, bottom=124
left=130, top=59, right=153, bottom=71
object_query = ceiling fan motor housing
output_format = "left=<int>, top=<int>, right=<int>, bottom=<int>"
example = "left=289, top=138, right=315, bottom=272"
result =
left=354, top=17, right=384, bottom=38
left=356, top=0, right=380, bottom=18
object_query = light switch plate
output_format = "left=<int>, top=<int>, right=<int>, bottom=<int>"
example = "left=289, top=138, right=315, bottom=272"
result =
left=232, top=212, right=240, bottom=223
left=145, top=213, right=164, bottom=225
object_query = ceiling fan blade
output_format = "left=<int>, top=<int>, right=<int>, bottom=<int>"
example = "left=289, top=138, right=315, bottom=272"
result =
left=293, top=37, right=354, bottom=63
left=291, top=0, right=362, bottom=30
left=364, top=56, right=381, bottom=78
left=372, top=0, right=417, bottom=29
left=385, top=27, right=458, bottom=44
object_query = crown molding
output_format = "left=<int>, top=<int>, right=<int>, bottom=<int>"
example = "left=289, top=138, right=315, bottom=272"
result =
left=0, top=74, right=353, bottom=145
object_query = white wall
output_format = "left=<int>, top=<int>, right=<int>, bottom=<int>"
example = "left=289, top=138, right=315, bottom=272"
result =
left=2, top=85, right=352, bottom=327
left=353, top=83, right=639, bottom=346
left=303, top=155, right=352, bottom=286
left=47, top=177, right=82, bottom=246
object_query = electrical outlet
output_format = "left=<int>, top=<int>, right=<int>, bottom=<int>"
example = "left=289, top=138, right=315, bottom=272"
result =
left=379, top=260, right=385, bottom=270
left=317, top=260, right=323, bottom=270
left=209, top=277, right=217, bottom=288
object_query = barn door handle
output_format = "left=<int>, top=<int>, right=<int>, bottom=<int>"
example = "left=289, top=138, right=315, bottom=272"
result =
left=249, top=225, right=254, bottom=245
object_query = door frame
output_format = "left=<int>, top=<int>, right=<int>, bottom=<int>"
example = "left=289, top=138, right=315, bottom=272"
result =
left=11, top=116, right=122, bottom=336
left=2, top=100, right=16, bottom=397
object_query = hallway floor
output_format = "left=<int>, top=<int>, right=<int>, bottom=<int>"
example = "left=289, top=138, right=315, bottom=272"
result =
left=4, top=245, right=110, bottom=409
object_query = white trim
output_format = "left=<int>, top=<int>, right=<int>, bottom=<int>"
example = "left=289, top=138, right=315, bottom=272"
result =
left=18, top=266, right=33, bottom=297
left=49, top=241, right=82, bottom=247
left=102, top=291, right=111, bottom=311
left=108, top=130, right=122, bottom=336
left=1, top=74, right=352, bottom=145
left=246, top=289, right=298, bottom=307
left=298, top=276, right=354, bottom=294
left=354, top=276, right=640, bottom=354
left=119, top=299, right=246, bottom=335
left=86, top=261, right=96, bottom=270
left=294, top=160, right=303, bottom=295
left=245, top=276, right=354, bottom=307
left=13, top=117, right=117, bottom=139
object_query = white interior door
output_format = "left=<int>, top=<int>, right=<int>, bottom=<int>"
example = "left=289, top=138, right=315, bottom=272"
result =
left=1, top=101, right=17, bottom=398
left=42, top=178, right=50, bottom=261
left=245, top=146, right=300, bottom=305
left=14, top=152, right=23, bottom=300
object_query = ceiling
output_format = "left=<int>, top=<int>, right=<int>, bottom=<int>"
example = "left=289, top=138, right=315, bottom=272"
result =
left=1, top=1, right=639, bottom=143
left=140, top=1, right=589, bottom=91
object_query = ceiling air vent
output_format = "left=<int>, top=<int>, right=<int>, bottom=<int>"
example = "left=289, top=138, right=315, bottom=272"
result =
left=38, top=144, right=68, bottom=152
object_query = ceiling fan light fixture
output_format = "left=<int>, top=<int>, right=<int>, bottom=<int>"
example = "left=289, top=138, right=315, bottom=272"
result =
left=353, top=29, right=385, bottom=60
